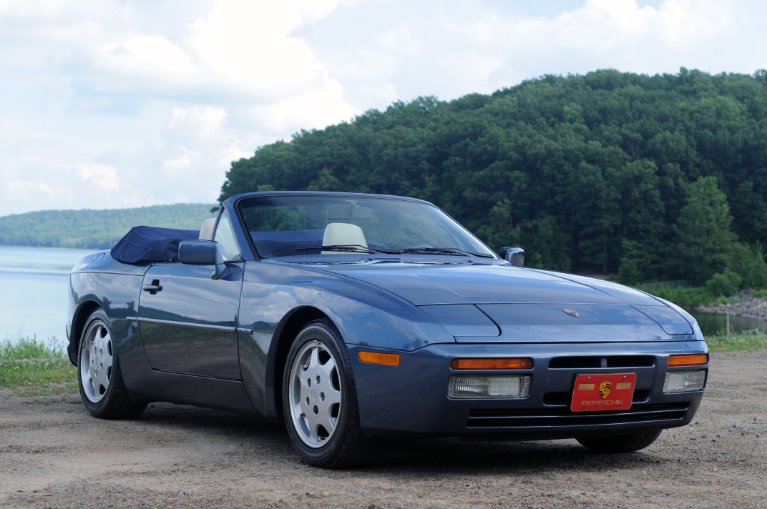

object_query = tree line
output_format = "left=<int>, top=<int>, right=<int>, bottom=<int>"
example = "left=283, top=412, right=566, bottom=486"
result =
left=0, top=204, right=214, bottom=249
left=219, top=69, right=767, bottom=292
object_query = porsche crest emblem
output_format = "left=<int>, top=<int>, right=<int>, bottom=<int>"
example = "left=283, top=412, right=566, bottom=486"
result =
left=598, top=381, right=612, bottom=400
left=563, top=308, right=580, bottom=318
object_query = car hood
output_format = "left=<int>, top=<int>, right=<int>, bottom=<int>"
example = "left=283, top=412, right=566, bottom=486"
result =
left=322, top=263, right=694, bottom=340
left=323, top=263, right=655, bottom=306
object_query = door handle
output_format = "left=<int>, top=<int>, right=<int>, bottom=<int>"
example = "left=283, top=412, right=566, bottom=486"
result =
left=142, top=279, right=163, bottom=294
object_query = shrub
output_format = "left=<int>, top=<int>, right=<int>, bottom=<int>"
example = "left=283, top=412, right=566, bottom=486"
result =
left=706, top=270, right=742, bottom=297
left=638, top=284, right=716, bottom=308
left=618, top=258, right=642, bottom=285
left=726, top=242, right=767, bottom=288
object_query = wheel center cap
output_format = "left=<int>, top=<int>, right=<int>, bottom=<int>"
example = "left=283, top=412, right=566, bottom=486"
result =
left=310, top=388, right=319, bottom=403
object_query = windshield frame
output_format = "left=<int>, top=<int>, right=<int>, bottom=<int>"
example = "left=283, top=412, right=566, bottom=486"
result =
left=233, top=192, right=499, bottom=262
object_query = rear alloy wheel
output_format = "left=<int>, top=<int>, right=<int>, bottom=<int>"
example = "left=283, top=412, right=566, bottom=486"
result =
left=577, top=429, right=662, bottom=453
left=283, top=320, right=365, bottom=468
left=77, top=309, right=146, bottom=419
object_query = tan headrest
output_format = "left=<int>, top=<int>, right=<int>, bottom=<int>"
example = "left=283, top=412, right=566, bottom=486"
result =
left=322, top=223, right=367, bottom=254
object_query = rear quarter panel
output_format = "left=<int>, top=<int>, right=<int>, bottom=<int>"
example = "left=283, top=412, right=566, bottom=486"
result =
left=67, top=253, right=147, bottom=376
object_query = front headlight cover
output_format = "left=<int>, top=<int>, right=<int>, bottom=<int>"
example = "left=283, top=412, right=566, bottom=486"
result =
left=448, top=375, right=530, bottom=399
left=663, top=370, right=706, bottom=393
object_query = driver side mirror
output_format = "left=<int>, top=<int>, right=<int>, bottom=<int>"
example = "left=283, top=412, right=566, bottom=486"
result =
left=500, top=246, right=525, bottom=267
left=178, top=240, right=226, bottom=279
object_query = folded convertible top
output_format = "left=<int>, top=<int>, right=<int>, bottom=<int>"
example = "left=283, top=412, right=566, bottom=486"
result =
left=111, top=226, right=199, bottom=264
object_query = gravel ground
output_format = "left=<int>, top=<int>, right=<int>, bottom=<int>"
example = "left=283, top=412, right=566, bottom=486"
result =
left=1, top=351, right=765, bottom=509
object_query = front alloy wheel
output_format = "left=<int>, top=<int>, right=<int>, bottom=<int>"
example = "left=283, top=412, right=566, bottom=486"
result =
left=288, top=339, right=343, bottom=447
left=282, top=320, right=365, bottom=468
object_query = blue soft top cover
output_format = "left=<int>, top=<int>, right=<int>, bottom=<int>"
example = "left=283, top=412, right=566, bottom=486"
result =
left=111, top=226, right=198, bottom=264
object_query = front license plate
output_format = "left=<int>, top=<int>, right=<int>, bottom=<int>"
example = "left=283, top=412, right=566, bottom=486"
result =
left=570, top=373, right=637, bottom=412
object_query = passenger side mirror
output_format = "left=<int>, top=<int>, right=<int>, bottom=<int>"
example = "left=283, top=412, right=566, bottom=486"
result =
left=500, top=246, right=525, bottom=267
left=178, top=240, right=226, bottom=279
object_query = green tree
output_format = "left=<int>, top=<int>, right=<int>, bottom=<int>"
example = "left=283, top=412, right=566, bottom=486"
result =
left=216, top=70, right=767, bottom=280
left=618, top=239, right=651, bottom=285
left=730, top=181, right=767, bottom=244
left=673, top=177, right=736, bottom=283
left=726, top=241, right=767, bottom=288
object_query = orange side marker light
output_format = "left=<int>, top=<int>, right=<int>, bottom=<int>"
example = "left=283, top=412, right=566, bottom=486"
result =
left=451, top=358, right=533, bottom=370
left=668, top=354, right=708, bottom=366
left=358, top=351, right=401, bottom=366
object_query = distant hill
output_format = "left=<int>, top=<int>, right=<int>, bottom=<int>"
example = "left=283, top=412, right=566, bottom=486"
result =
left=0, top=203, right=216, bottom=249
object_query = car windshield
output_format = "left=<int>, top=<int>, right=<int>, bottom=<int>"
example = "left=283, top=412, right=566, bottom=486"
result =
left=238, top=194, right=496, bottom=259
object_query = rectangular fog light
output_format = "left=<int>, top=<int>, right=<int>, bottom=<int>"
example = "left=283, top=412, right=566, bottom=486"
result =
left=448, top=375, right=530, bottom=399
left=663, top=370, right=706, bottom=394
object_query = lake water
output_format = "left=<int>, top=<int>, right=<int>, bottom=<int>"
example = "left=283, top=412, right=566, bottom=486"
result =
left=1, top=246, right=764, bottom=346
left=689, top=311, right=767, bottom=336
left=0, top=246, right=93, bottom=347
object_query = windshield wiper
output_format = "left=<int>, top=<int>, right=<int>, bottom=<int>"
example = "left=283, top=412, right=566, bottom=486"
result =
left=271, top=244, right=493, bottom=258
left=397, top=247, right=495, bottom=258
left=272, top=244, right=399, bottom=257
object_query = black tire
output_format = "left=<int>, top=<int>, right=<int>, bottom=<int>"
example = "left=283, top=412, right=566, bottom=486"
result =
left=77, top=309, right=146, bottom=419
left=282, top=319, right=366, bottom=468
left=577, top=429, right=663, bottom=453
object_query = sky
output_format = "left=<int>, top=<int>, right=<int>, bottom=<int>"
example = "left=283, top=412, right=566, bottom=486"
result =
left=1, top=0, right=765, bottom=216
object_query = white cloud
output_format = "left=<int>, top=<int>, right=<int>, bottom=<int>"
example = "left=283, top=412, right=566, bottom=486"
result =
left=168, top=106, right=227, bottom=139
left=305, top=0, right=754, bottom=104
left=77, top=164, right=119, bottom=192
left=8, top=179, right=62, bottom=201
left=93, top=34, right=197, bottom=84
left=0, top=0, right=356, bottom=214
left=244, top=78, right=357, bottom=134
left=187, top=1, right=331, bottom=97
left=161, top=148, right=196, bottom=177
left=656, top=0, right=733, bottom=45
left=0, top=0, right=764, bottom=216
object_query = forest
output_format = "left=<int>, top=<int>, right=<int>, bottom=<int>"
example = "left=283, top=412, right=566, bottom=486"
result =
left=0, top=203, right=214, bottom=249
left=220, top=69, right=767, bottom=292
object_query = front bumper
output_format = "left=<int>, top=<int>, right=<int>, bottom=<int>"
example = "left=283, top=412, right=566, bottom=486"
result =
left=348, top=341, right=707, bottom=438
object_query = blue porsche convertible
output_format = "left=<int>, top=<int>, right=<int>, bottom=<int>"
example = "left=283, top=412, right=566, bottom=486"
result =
left=67, top=191, right=708, bottom=467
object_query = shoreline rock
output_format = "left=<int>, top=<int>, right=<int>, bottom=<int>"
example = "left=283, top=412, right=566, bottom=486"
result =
left=695, top=293, right=767, bottom=321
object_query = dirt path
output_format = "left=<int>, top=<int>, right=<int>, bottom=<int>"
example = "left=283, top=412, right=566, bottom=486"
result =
left=1, top=351, right=765, bottom=508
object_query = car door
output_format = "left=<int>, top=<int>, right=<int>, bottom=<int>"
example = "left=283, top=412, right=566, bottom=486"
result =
left=138, top=210, right=245, bottom=380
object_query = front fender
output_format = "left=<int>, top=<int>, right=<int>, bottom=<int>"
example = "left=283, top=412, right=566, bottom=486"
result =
left=236, top=262, right=456, bottom=416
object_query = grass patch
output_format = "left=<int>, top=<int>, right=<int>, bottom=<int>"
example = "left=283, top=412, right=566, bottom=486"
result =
left=0, top=338, right=77, bottom=397
left=706, top=332, right=767, bottom=352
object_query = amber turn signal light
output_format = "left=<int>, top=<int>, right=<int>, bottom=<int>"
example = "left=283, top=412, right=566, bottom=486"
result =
left=451, top=358, right=533, bottom=370
left=668, top=354, right=708, bottom=366
left=358, top=351, right=401, bottom=366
